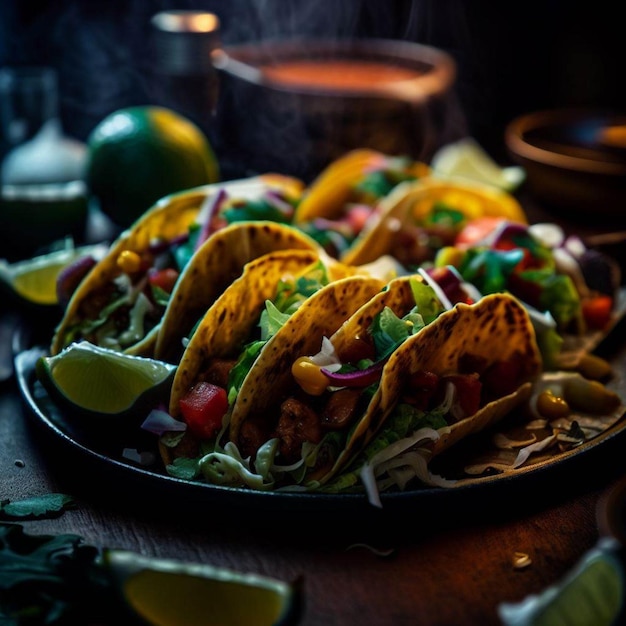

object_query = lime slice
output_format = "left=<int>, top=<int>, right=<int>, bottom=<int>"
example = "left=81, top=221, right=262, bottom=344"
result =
left=0, top=243, right=107, bottom=307
left=431, top=138, right=526, bottom=192
left=103, top=549, right=301, bottom=626
left=499, top=538, right=625, bottom=626
left=36, top=341, right=176, bottom=419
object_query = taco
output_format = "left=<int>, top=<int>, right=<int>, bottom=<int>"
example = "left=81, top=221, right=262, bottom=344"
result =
left=292, top=149, right=430, bottom=259
left=154, top=221, right=322, bottom=363
left=50, top=175, right=305, bottom=357
left=322, top=292, right=542, bottom=498
left=431, top=218, right=623, bottom=371
left=223, top=273, right=448, bottom=488
left=341, top=176, right=527, bottom=267
left=161, top=255, right=384, bottom=474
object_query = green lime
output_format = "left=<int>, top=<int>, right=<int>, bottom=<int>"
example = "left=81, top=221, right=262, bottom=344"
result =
left=499, top=540, right=624, bottom=626
left=103, top=549, right=302, bottom=626
left=86, top=106, right=220, bottom=227
left=431, top=137, right=526, bottom=192
left=0, top=243, right=107, bottom=308
left=35, top=341, right=176, bottom=420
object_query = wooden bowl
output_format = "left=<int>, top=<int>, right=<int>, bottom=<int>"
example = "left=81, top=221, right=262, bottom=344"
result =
left=505, top=109, right=626, bottom=218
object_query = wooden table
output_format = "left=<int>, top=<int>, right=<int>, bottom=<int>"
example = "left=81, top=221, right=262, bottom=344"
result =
left=2, top=195, right=626, bottom=626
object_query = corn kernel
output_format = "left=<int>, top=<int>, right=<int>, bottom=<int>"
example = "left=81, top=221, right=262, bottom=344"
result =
left=117, top=250, right=142, bottom=274
left=291, top=357, right=330, bottom=396
left=536, top=389, right=570, bottom=419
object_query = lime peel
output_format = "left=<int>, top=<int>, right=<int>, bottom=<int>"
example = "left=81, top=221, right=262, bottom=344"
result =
left=103, top=548, right=301, bottom=626
left=431, top=137, right=526, bottom=192
left=499, top=537, right=624, bottom=626
left=36, top=341, right=176, bottom=418
left=0, top=244, right=108, bottom=307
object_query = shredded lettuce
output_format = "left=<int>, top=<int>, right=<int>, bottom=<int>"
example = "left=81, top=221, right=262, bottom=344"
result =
left=259, top=300, right=292, bottom=340
left=227, top=340, right=265, bottom=404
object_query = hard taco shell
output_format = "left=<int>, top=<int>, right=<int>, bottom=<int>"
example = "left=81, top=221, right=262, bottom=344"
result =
left=51, top=175, right=304, bottom=358
left=168, top=250, right=363, bottom=417
left=229, top=275, right=387, bottom=444
left=155, top=221, right=322, bottom=363
left=342, top=177, right=527, bottom=266
left=324, top=293, right=542, bottom=484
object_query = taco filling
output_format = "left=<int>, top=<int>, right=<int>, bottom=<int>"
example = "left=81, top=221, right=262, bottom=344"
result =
left=52, top=177, right=304, bottom=356
left=162, top=261, right=383, bottom=482
left=294, top=151, right=429, bottom=258
left=318, top=293, right=542, bottom=504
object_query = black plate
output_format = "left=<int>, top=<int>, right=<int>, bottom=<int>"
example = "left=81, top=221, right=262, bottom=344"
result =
left=14, top=325, right=626, bottom=529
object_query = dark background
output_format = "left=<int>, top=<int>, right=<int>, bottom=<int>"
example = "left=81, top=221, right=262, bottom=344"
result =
left=1, top=0, right=624, bottom=167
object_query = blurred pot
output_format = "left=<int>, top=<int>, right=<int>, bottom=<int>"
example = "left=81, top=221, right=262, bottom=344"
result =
left=211, top=38, right=461, bottom=181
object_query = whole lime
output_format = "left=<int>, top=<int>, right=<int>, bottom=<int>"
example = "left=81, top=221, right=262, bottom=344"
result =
left=86, top=106, right=220, bottom=227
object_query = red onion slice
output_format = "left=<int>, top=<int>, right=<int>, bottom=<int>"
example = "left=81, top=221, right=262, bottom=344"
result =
left=56, top=254, right=98, bottom=307
left=320, top=360, right=385, bottom=388
left=195, top=188, right=228, bottom=250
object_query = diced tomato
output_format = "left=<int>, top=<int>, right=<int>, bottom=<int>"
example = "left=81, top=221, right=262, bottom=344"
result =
left=582, top=295, right=613, bottom=330
left=403, top=371, right=439, bottom=410
left=506, top=272, right=543, bottom=308
left=446, top=374, right=482, bottom=419
left=481, top=359, right=522, bottom=399
left=179, top=382, right=229, bottom=439
left=454, top=217, right=506, bottom=248
left=345, top=204, right=373, bottom=235
left=148, top=268, right=179, bottom=294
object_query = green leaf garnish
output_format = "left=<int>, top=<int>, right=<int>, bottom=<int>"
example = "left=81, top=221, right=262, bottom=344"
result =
left=0, top=494, right=75, bottom=520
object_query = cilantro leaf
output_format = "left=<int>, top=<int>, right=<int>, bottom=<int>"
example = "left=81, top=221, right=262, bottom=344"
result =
left=0, top=494, right=75, bottom=520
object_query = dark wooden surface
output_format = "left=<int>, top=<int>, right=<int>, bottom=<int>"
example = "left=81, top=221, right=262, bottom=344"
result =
left=2, top=195, right=626, bottom=626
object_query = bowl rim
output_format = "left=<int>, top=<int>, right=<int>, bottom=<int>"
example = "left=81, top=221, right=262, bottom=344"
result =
left=212, top=37, right=456, bottom=101
left=505, top=108, right=626, bottom=176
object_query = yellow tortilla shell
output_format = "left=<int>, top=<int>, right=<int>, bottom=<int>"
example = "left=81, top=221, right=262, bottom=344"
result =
left=325, top=293, right=542, bottom=484
left=229, top=275, right=386, bottom=443
left=51, top=175, right=305, bottom=357
left=154, top=221, right=322, bottom=363
left=293, top=149, right=430, bottom=223
left=342, top=176, right=528, bottom=266
left=168, top=250, right=360, bottom=417
left=51, top=187, right=209, bottom=357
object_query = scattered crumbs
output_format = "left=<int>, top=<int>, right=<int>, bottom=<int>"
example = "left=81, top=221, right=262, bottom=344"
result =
left=346, top=543, right=396, bottom=558
left=512, top=551, right=532, bottom=570
left=14, top=459, right=25, bottom=468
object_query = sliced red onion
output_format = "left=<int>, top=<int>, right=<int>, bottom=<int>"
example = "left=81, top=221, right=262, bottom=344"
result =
left=56, top=254, right=98, bottom=307
left=320, top=359, right=385, bottom=388
left=148, top=233, right=189, bottom=255
left=264, top=190, right=294, bottom=217
left=488, top=221, right=528, bottom=247
left=141, top=408, right=187, bottom=436
left=122, top=448, right=157, bottom=466
left=195, top=188, right=228, bottom=250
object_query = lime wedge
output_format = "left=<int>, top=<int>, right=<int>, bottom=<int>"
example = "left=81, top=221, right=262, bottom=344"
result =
left=103, top=549, right=302, bottom=626
left=431, top=137, right=526, bottom=192
left=499, top=539, right=624, bottom=626
left=36, top=341, right=176, bottom=419
left=0, top=243, right=107, bottom=307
